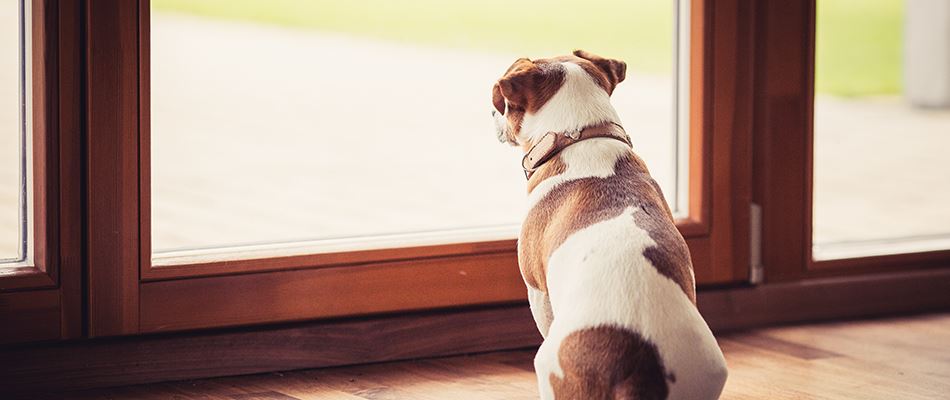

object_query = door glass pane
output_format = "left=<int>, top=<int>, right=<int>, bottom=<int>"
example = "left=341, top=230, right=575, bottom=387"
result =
left=1, top=0, right=27, bottom=266
left=151, top=0, right=688, bottom=263
left=814, top=0, right=950, bottom=260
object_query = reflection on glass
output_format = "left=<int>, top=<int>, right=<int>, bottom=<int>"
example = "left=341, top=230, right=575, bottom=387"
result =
left=151, top=0, right=684, bottom=261
left=813, top=0, right=950, bottom=259
left=1, top=0, right=25, bottom=264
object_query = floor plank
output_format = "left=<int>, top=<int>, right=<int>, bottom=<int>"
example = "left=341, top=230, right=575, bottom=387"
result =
left=63, top=313, right=950, bottom=399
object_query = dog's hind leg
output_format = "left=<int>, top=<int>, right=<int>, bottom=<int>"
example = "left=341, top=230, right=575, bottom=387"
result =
left=527, top=285, right=554, bottom=338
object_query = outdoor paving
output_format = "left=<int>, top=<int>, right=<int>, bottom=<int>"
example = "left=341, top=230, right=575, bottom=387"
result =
left=146, top=13, right=676, bottom=255
left=813, top=95, right=950, bottom=258
left=1, top=11, right=949, bottom=262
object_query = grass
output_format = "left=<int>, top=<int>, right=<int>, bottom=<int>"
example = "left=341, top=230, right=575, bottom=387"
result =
left=816, top=0, right=904, bottom=96
left=152, top=0, right=674, bottom=73
left=153, top=0, right=906, bottom=96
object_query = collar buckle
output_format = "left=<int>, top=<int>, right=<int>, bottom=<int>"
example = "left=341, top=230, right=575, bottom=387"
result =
left=522, top=122, right=630, bottom=180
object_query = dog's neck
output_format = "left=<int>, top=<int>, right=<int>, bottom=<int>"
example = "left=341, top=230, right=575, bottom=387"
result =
left=521, top=122, right=631, bottom=180
left=518, top=62, right=629, bottom=195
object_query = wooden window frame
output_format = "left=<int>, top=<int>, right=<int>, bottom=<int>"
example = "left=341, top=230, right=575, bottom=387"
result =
left=86, top=0, right=752, bottom=336
left=0, top=0, right=82, bottom=344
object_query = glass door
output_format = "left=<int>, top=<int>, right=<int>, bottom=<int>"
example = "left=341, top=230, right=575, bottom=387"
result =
left=84, top=0, right=753, bottom=335
left=755, top=0, right=950, bottom=281
left=813, top=0, right=950, bottom=261
left=0, top=0, right=28, bottom=269
left=147, top=0, right=689, bottom=265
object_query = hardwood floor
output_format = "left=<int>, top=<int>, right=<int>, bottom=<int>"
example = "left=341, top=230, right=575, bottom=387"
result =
left=61, top=313, right=950, bottom=400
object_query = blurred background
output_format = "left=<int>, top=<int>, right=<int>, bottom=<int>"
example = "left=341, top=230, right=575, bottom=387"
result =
left=1, top=0, right=948, bottom=263
left=812, top=0, right=950, bottom=259
left=146, top=0, right=681, bottom=260
left=1, top=0, right=22, bottom=263
left=2, top=2, right=949, bottom=396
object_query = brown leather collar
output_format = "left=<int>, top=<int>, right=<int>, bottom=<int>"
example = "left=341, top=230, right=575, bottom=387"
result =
left=522, top=122, right=631, bottom=179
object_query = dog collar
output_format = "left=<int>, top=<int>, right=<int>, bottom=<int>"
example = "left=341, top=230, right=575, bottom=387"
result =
left=522, top=122, right=631, bottom=180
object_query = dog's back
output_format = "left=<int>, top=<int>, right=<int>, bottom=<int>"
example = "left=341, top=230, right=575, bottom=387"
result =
left=521, top=143, right=727, bottom=399
left=492, top=51, right=727, bottom=399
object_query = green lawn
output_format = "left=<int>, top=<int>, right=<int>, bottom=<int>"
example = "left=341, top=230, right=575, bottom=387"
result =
left=153, top=0, right=905, bottom=97
left=816, top=0, right=904, bottom=96
left=152, top=0, right=674, bottom=73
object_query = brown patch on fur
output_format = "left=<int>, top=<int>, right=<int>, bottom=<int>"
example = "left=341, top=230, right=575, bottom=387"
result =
left=491, top=52, right=627, bottom=146
left=527, top=156, right=568, bottom=194
left=573, top=50, right=627, bottom=95
left=518, top=152, right=696, bottom=302
left=498, top=59, right=566, bottom=113
left=576, top=61, right=614, bottom=94
left=574, top=50, right=627, bottom=94
left=492, top=58, right=566, bottom=145
left=551, top=325, right=670, bottom=400
left=633, top=208, right=697, bottom=304
left=519, top=157, right=567, bottom=291
left=519, top=53, right=620, bottom=97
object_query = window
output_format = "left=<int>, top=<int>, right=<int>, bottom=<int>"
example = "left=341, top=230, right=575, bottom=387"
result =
left=1, top=0, right=29, bottom=267
left=813, top=0, right=950, bottom=260
left=83, top=0, right=748, bottom=336
left=148, top=0, right=689, bottom=264
left=4, top=0, right=945, bottom=346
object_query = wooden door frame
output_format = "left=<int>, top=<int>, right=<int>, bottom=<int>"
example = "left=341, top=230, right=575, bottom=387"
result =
left=85, top=0, right=141, bottom=337
left=86, top=0, right=753, bottom=336
left=0, top=0, right=83, bottom=344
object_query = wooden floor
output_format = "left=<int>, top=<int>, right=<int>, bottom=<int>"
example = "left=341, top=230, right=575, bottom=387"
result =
left=61, top=313, right=950, bottom=399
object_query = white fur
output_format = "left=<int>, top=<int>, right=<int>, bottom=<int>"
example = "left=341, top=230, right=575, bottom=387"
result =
left=522, top=61, right=630, bottom=209
left=493, top=110, right=510, bottom=143
left=519, top=62, right=622, bottom=144
left=493, top=62, right=620, bottom=147
left=525, top=139, right=629, bottom=210
left=526, top=284, right=553, bottom=338
left=535, top=208, right=727, bottom=399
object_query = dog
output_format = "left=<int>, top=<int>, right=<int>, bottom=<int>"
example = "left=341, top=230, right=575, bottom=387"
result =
left=491, top=50, right=728, bottom=400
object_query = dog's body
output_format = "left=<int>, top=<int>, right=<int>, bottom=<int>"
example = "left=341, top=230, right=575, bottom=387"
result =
left=492, top=51, right=727, bottom=400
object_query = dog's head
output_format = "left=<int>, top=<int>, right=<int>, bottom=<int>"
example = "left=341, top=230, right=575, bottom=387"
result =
left=491, top=50, right=626, bottom=147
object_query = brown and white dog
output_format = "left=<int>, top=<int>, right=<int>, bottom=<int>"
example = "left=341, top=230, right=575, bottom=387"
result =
left=491, top=51, right=728, bottom=400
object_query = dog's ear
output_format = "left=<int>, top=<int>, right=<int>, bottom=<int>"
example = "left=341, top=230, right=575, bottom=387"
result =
left=492, top=82, right=506, bottom=115
left=496, top=58, right=540, bottom=110
left=573, top=49, right=626, bottom=94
